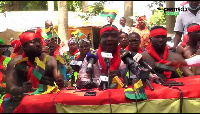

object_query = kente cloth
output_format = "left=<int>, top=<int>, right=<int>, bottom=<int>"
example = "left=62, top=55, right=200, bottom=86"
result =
left=11, top=40, right=21, bottom=53
left=21, top=52, right=39, bottom=88
left=133, top=27, right=150, bottom=50
left=147, top=42, right=172, bottom=79
left=124, top=46, right=143, bottom=54
left=97, top=44, right=121, bottom=74
left=181, top=34, right=189, bottom=47
left=69, top=48, right=79, bottom=56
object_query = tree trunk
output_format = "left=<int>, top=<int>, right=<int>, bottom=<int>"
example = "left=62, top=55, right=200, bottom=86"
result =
left=58, top=1, right=68, bottom=43
left=48, top=1, right=54, bottom=11
left=166, top=1, right=175, bottom=36
left=4, top=3, right=10, bottom=12
left=82, top=1, right=88, bottom=13
left=124, top=1, right=133, bottom=27
left=13, top=1, right=20, bottom=11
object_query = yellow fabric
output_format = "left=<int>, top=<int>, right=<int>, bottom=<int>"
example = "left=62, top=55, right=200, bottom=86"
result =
left=34, top=57, right=45, bottom=70
left=14, top=57, right=28, bottom=66
left=103, top=8, right=118, bottom=14
left=56, top=55, right=64, bottom=64
left=133, top=79, right=143, bottom=91
left=55, top=98, right=200, bottom=113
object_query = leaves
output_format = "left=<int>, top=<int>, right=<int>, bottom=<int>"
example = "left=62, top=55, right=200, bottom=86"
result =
left=149, top=10, right=166, bottom=26
left=78, top=1, right=107, bottom=21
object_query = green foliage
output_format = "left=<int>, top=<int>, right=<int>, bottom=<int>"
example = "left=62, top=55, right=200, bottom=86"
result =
left=149, top=10, right=166, bottom=26
left=0, top=1, right=82, bottom=12
left=78, top=1, right=107, bottom=21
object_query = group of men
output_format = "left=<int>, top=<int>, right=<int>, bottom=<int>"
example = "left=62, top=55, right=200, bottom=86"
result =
left=0, top=1, right=200, bottom=113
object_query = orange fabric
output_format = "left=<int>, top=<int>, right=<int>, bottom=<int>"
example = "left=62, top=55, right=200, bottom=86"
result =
left=10, top=53, right=19, bottom=59
left=133, top=27, right=150, bottom=50
left=147, top=42, right=172, bottom=79
left=97, top=44, right=121, bottom=75
left=124, top=46, right=143, bottom=54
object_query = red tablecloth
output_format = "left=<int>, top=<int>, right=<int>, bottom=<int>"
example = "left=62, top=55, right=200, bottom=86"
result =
left=13, top=75, right=200, bottom=113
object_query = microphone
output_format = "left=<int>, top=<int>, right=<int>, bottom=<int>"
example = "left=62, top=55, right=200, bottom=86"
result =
left=120, top=49, right=139, bottom=75
left=86, top=50, right=98, bottom=74
left=99, top=74, right=109, bottom=90
left=120, top=49, right=154, bottom=91
left=109, top=76, right=124, bottom=89
left=70, top=60, right=82, bottom=72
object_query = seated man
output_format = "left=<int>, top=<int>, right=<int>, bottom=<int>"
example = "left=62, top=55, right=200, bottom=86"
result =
left=76, top=24, right=127, bottom=89
left=119, top=32, right=128, bottom=49
left=75, top=37, right=91, bottom=61
left=125, top=32, right=143, bottom=79
left=176, top=23, right=200, bottom=73
left=125, top=32, right=143, bottom=54
left=176, top=23, right=200, bottom=59
left=141, top=26, right=194, bottom=79
left=6, top=31, right=64, bottom=96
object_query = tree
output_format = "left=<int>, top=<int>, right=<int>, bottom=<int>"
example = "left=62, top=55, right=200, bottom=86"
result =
left=149, top=9, right=166, bottom=26
left=78, top=1, right=107, bottom=21
left=0, top=1, right=82, bottom=12
left=124, top=1, right=133, bottom=27
left=58, top=1, right=68, bottom=42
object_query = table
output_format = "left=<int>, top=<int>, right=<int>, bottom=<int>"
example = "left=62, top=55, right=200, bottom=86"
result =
left=14, top=75, right=200, bottom=113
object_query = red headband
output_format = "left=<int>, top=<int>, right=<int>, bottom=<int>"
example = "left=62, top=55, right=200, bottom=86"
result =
left=150, top=28, right=167, bottom=38
left=19, top=32, right=39, bottom=44
left=11, top=40, right=21, bottom=53
left=187, top=25, right=200, bottom=33
left=100, top=26, right=119, bottom=37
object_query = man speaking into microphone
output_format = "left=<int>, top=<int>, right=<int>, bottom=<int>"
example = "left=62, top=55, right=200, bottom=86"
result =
left=76, top=24, right=127, bottom=88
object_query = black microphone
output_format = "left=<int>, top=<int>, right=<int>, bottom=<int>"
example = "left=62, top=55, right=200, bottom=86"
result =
left=86, top=50, right=98, bottom=74
left=120, top=49, right=154, bottom=91
left=99, top=74, right=108, bottom=90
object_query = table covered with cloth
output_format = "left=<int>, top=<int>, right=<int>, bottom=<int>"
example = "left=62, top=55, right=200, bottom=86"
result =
left=13, top=75, right=200, bottom=113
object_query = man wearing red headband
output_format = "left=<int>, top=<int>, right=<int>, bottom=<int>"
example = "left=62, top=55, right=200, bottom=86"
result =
left=176, top=23, right=200, bottom=73
left=141, top=26, right=193, bottom=79
left=6, top=30, right=64, bottom=95
left=171, top=1, right=200, bottom=51
left=76, top=24, right=127, bottom=88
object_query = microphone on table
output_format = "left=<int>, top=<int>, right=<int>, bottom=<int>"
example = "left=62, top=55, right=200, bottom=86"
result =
left=109, top=76, right=124, bottom=89
left=100, top=52, right=113, bottom=89
left=131, top=52, right=166, bottom=84
left=70, top=60, right=83, bottom=72
left=86, top=50, right=98, bottom=74
left=99, top=73, right=109, bottom=90
left=120, top=49, right=154, bottom=91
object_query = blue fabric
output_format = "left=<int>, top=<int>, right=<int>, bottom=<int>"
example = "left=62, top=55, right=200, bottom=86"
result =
left=63, top=65, right=67, bottom=80
left=3, top=98, right=10, bottom=110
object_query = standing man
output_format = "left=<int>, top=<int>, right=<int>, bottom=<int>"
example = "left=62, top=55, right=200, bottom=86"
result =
left=116, top=17, right=130, bottom=34
left=170, top=1, right=200, bottom=51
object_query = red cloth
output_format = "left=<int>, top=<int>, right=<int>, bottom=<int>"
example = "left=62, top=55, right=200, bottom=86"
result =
left=22, top=52, right=39, bottom=88
left=97, top=44, right=121, bottom=75
left=69, top=48, right=79, bottom=56
left=181, top=34, right=189, bottom=47
left=36, top=27, right=46, bottom=47
left=0, top=93, right=11, bottom=113
left=13, top=75, right=200, bottom=113
left=19, top=32, right=39, bottom=44
left=11, top=40, right=21, bottom=53
left=0, top=55, right=5, bottom=88
left=53, top=46, right=61, bottom=57
left=147, top=42, right=172, bottom=79
left=124, top=45, right=143, bottom=54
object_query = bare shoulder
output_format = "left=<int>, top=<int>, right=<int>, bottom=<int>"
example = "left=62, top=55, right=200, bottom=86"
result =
left=176, top=45, right=184, bottom=54
left=8, top=55, right=23, bottom=66
left=168, top=50, right=184, bottom=60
